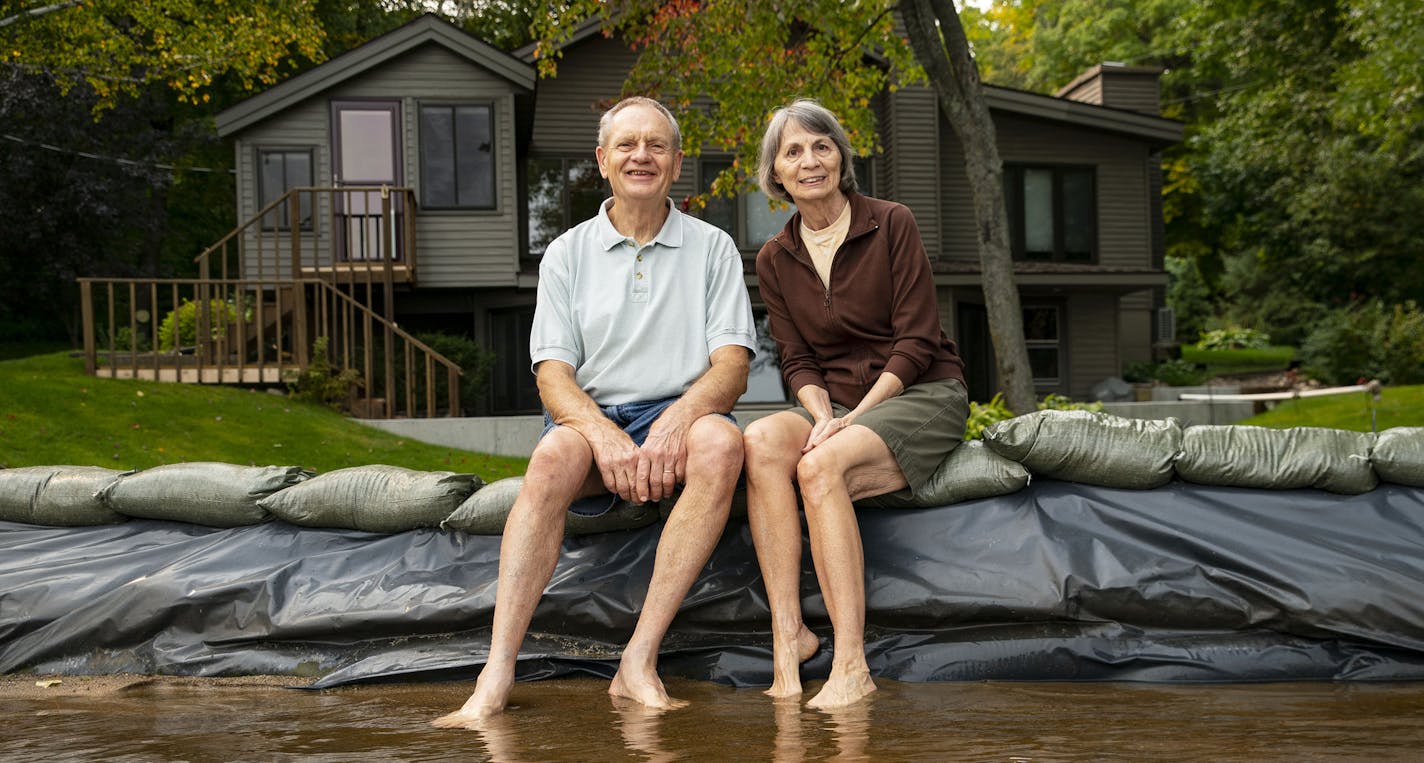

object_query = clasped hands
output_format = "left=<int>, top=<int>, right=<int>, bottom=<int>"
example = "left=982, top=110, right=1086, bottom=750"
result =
left=589, top=415, right=691, bottom=506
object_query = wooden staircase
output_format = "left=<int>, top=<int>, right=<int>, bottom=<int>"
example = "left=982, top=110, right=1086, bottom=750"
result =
left=78, top=187, right=463, bottom=418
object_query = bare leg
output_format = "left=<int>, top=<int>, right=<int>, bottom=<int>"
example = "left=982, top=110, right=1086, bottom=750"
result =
left=609, top=415, right=742, bottom=709
left=432, top=429, right=596, bottom=728
left=797, top=425, right=906, bottom=710
left=744, top=412, right=821, bottom=698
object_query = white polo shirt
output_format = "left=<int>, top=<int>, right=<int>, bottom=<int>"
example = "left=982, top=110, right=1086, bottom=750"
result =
left=529, top=198, right=757, bottom=405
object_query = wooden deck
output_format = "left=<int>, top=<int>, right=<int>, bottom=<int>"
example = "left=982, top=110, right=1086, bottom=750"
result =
left=96, top=366, right=287, bottom=384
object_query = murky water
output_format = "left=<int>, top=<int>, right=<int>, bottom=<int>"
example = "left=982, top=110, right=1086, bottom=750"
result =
left=5, top=678, right=1424, bottom=761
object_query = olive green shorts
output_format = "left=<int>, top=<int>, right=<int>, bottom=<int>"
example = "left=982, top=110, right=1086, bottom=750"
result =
left=789, top=377, right=969, bottom=496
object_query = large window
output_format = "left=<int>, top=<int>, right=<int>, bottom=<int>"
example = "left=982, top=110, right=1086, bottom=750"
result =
left=257, top=148, right=313, bottom=230
left=739, top=312, right=790, bottom=404
left=527, top=157, right=607, bottom=255
left=1023, top=304, right=1063, bottom=389
left=1003, top=165, right=1096, bottom=262
left=420, top=104, right=495, bottom=210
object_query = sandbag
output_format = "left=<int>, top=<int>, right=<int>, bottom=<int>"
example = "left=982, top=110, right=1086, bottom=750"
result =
left=0, top=466, right=129, bottom=525
left=441, top=476, right=664, bottom=536
left=1175, top=425, right=1376, bottom=494
left=1373, top=427, right=1424, bottom=487
left=859, top=441, right=1031, bottom=509
left=983, top=410, right=1181, bottom=489
left=258, top=465, right=480, bottom=533
left=97, top=462, right=311, bottom=527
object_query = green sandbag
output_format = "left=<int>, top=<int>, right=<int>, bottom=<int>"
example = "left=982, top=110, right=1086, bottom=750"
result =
left=858, top=441, right=1031, bottom=509
left=1176, top=425, right=1376, bottom=494
left=0, top=466, right=130, bottom=526
left=1373, top=427, right=1424, bottom=487
left=97, top=462, right=312, bottom=527
left=258, top=465, right=481, bottom=533
left=983, top=409, right=1182, bottom=489
left=441, top=476, right=663, bottom=536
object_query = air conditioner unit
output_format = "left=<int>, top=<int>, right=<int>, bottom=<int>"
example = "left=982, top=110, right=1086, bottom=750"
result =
left=1156, top=307, right=1176, bottom=344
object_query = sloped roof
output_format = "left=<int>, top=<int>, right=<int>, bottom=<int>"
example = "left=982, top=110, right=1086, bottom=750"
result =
left=216, top=14, right=536, bottom=137
left=517, top=19, right=1182, bottom=148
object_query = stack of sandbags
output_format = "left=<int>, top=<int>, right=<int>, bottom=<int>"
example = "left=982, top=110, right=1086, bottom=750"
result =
left=1176, top=425, right=1377, bottom=494
left=983, top=410, right=1182, bottom=489
left=96, top=462, right=312, bottom=527
left=858, top=440, right=1031, bottom=509
left=1372, top=427, right=1424, bottom=487
left=0, top=465, right=130, bottom=526
left=442, top=476, right=664, bottom=536
left=258, top=464, right=481, bottom=533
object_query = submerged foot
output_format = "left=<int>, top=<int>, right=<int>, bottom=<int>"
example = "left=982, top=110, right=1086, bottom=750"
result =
left=609, top=666, right=689, bottom=711
left=764, top=626, right=822, bottom=698
left=431, top=675, right=513, bottom=729
left=806, top=668, right=876, bottom=710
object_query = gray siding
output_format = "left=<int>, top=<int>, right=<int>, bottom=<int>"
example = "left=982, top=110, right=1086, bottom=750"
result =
left=232, top=43, right=525, bottom=288
left=1066, top=291, right=1121, bottom=397
left=883, top=86, right=942, bottom=259
left=940, top=112, right=1154, bottom=268
left=1101, top=74, right=1162, bottom=116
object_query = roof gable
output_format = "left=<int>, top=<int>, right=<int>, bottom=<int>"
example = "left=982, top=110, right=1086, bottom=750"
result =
left=217, top=14, right=535, bottom=136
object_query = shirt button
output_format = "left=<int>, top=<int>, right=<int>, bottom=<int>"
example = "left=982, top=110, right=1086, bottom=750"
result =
left=636, top=255, right=643, bottom=261
left=635, top=272, right=644, bottom=280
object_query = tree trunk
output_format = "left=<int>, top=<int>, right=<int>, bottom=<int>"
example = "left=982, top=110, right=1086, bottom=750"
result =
left=899, top=0, right=1036, bottom=415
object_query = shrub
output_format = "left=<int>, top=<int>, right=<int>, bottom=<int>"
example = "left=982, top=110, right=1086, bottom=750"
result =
left=157, top=298, right=236, bottom=351
left=1151, top=359, right=1210, bottom=386
left=286, top=337, right=360, bottom=411
left=964, top=393, right=1103, bottom=441
left=1122, top=360, right=1157, bottom=384
left=412, top=332, right=496, bottom=415
left=1196, top=326, right=1270, bottom=351
left=1302, top=300, right=1424, bottom=386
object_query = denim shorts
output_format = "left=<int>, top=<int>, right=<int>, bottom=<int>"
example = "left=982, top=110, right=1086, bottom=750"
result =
left=541, top=397, right=736, bottom=517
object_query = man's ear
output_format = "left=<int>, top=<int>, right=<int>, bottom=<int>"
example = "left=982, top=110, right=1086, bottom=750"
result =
left=595, top=145, right=609, bottom=178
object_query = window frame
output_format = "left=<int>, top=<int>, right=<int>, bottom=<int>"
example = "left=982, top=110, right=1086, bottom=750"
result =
left=1003, top=164, right=1098, bottom=263
left=418, top=102, right=497, bottom=211
left=256, top=147, right=314, bottom=231
left=1022, top=302, right=1065, bottom=390
left=524, top=155, right=608, bottom=256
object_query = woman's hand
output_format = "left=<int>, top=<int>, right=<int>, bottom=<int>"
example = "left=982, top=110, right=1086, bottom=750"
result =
left=803, top=415, right=852, bottom=453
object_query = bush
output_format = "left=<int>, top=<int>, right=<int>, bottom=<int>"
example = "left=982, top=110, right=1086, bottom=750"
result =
left=157, top=298, right=237, bottom=351
left=1302, top=300, right=1424, bottom=386
left=1120, top=358, right=1210, bottom=387
left=965, top=393, right=1103, bottom=441
left=286, top=337, right=360, bottom=411
left=1196, top=326, right=1269, bottom=351
left=414, top=332, right=495, bottom=415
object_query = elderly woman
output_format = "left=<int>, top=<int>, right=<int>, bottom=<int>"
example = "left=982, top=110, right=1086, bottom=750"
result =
left=744, top=99, right=969, bottom=709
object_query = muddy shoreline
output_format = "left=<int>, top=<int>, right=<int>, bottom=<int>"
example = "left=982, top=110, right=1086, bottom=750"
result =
left=0, top=672, right=317, bottom=699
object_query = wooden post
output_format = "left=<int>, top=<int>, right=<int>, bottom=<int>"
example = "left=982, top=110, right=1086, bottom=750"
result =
left=381, top=188, right=395, bottom=417
left=290, top=193, right=308, bottom=367
left=80, top=280, right=95, bottom=375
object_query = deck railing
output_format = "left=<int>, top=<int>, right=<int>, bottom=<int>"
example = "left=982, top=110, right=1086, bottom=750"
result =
left=78, top=277, right=461, bottom=418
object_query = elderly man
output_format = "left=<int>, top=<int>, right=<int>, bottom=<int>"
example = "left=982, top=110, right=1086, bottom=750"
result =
left=433, top=96, right=756, bottom=726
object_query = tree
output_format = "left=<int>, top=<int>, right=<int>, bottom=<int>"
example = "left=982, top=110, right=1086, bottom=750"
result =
left=0, top=0, right=326, bottom=109
left=533, top=0, right=1037, bottom=412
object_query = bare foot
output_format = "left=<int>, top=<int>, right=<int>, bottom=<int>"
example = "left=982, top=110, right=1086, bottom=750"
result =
left=806, top=668, right=876, bottom=710
left=764, top=626, right=821, bottom=698
left=609, top=666, right=689, bottom=711
left=431, top=674, right=513, bottom=729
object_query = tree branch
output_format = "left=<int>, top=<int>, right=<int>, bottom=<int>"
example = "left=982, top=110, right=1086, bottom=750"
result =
left=0, top=0, right=86, bottom=30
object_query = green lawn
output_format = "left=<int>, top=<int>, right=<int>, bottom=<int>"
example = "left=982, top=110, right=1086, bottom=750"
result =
left=0, top=351, right=529, bottom=479
left=1237, top=384, right=1424, bottom=431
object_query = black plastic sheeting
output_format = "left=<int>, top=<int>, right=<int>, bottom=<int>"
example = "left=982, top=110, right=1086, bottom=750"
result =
left=4, top=480, right=1424, bottom=689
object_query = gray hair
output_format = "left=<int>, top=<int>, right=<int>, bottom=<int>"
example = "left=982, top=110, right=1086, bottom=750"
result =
left=598, top=96, right=682, bottom=151
left=757, top=99, right=858, bottom=202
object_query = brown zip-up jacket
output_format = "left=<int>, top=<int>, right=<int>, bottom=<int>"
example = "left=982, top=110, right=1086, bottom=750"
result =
left=756, top=192, right=965, bottom=408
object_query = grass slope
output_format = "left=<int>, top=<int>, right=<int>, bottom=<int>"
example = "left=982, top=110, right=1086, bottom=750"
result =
left=1237, top=384, right=1424, bottom=431
left=0, top=351, right=528, bottom=479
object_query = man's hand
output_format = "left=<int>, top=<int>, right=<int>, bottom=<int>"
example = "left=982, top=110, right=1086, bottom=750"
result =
left=636, top=406, right=694, bottom=504
left=585, top=422, right=642, bottom=502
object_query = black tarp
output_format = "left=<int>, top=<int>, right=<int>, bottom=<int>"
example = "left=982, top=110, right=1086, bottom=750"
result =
left=4, top=480, right=1424, bottom=688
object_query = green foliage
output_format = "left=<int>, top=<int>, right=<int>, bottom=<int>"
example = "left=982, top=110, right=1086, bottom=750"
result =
left=156, top=299, right=236, bottom=352
left=1196, top=326, right=1269, bottom=351
left=412, top=332, right=496, bottom=416
left=1, top=0, right=327, bottom=109
left=285, top=337, right=359, bottom=411
left=1301, top=301, right=1424, bottom=386
left=1164, top=255, right=1214, bottom=343
left=0, top=351, right=528, bottom=477
left=965, top=392, right=1103, bottom=440
left=1180, top=344, right=1296, bottom=370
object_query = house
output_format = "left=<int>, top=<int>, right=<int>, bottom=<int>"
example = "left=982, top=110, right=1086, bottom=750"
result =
left=81, top=14, right=1183, bottom=416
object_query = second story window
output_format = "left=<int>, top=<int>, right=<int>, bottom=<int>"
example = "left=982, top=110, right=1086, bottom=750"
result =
left=527, top=157, right=607, bottom=255
left=420, top=104, right=495, bottom=210
left=1004, top=165, right=1096, bottom=262
left=257, top=148, right=313, bottom=230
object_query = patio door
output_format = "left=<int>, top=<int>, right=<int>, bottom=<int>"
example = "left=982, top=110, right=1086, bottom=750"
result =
left=332, top=101, right=402, bottom=261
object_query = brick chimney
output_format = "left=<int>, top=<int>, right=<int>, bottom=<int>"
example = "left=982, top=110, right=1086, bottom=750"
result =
left=1055, top=62, right=1164, bottom=116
